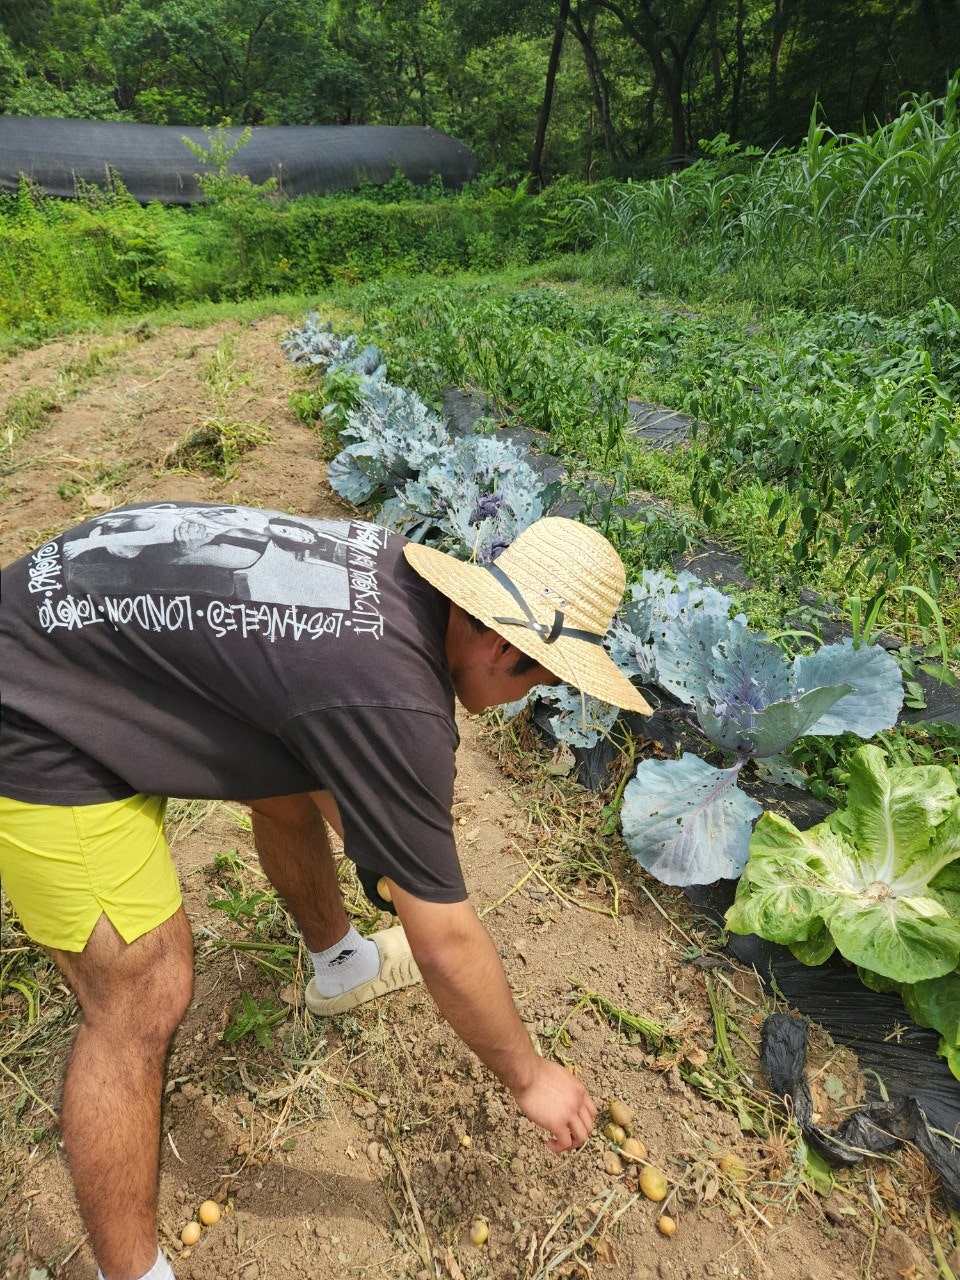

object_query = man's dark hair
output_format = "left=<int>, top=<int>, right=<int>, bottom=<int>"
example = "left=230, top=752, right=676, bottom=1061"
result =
left=463, top=610, right=541, bottom=677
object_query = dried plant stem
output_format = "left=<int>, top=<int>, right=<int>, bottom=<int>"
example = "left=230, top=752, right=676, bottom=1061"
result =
left=0, top=1057, right=58, bottom=1121
left=479, top=868, right=535, bottom=917
left=385, top=1132, right=432, bottom=1268
left=531, top=1190, right=639, bottom=1279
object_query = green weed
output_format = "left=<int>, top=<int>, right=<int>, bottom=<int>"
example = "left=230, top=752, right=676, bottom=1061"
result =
left=582, top=78, right=960, bottom=313
left=790, top=721, right=960, bottom=804
left=0, top=178, right=590, bottom=334
left=203, top=848, right=299, bottom=986
left=683, top=307, right=960, bottom=599
left=54, top=454, right=137, bottom=508
left=291, top=365, right=368, bottom=455
left=207, top=849, right=290, bottom=936
left=180, top=124, right=278, bottom=208
left=222, top=990, right=289, bottom=1050
left=167, top=333, right=270, bottom=476
left=0, top=900, right=75, bottom=1174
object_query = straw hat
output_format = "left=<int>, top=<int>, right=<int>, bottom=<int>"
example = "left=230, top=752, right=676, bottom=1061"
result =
left=404, top=517, right=652, bottom=715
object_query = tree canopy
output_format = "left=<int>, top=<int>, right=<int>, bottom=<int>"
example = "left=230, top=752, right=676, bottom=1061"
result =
left=2, top=0, right=957, bottom=179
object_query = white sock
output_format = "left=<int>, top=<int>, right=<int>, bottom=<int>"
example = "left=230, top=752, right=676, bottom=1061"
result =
left=99, top=1247, right=175, bottom=1280
left=309, top=925, right=380, bottom=997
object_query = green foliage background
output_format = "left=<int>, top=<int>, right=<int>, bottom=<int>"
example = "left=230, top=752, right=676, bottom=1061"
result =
left=0, top=177, right=588, bottom=330
left=0, top=74, right=956, bottom=685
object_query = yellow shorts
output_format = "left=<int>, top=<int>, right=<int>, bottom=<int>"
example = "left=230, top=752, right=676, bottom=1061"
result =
left=0, top=793, right=182, bottom=952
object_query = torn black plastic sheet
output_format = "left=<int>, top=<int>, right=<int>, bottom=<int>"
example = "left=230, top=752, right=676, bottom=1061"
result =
left=760, top=1012, right=960, bottom=1208
left=685, top=877, right=960, bottom=1203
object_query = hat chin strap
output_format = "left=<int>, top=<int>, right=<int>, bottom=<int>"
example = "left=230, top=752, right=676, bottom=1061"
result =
left=484, top=563, right=605, bottom=647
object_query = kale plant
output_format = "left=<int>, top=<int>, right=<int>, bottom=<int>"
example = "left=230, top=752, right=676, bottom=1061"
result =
left=507, top=570, right=747, bottom=747
left=282, top=313, right=385, bottom=380
left=508, top=569, right=904, bottom=887
left=326, top=380, right=450, bottom=506
left=533, top=684, right=620, bottom=747
left=379, top=433, right=547, bottom=562
left=607, top=569, right=747, bottom=686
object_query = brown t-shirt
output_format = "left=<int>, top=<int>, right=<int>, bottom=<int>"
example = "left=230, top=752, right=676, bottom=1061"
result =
left=0, top=503, right=466, bottom=903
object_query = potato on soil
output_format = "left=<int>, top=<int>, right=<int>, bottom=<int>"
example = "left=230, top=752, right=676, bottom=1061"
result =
left=180, top=1222, right=202, bottom=1246
left=608, top=1099, right=634, bottom=1128
left=620, top=1137, right=647, bottom=1163
left=603, top=1122, right=626, bottom=1145
left=602, top=1150, right=624, bottom=1176
left=198, top=1199, right=221, bottom=1225
left=469, top=1219, right=489, bottom=1247
left=658, top=1215, right=677, bottom=1237
left=639, top=1166, right=668, bottom=1202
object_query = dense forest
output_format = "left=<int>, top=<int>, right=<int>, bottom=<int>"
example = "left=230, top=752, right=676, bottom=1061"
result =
left=1, top=0, right=958, bottom=179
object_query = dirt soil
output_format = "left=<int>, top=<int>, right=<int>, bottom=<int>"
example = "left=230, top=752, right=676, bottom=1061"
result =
left=0, top=315, right=947, bottom=1280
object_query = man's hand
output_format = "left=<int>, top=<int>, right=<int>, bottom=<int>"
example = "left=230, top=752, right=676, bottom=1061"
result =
left=510, top=1057, right=596, bottom=1152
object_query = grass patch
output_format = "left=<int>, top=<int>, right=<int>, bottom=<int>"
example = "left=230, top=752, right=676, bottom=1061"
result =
left=0, top=903, right=75, bottom=1199
left=1, top=387, right=61, bottom=454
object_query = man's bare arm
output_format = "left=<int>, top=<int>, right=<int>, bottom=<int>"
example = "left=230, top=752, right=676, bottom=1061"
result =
left=388, top=882, right=596, bottom=1152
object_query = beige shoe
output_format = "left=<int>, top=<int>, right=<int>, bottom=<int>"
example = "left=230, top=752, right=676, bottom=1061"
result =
left=305, top=924, right=422, bottom=1016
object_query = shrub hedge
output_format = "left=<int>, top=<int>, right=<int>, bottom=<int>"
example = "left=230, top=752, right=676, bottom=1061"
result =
left=0, top=178, right=596, bottom=331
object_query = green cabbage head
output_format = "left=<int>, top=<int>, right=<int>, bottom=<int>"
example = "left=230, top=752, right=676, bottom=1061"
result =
left=725, top=745, right=960, bottom=984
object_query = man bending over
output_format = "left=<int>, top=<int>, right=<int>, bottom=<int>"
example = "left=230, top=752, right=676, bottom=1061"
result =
left=0, top=503, right=650, bottom=1280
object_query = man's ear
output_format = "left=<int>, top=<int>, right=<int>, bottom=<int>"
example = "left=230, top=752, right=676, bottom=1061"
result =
left=484, top=629, right=519, bottom=668
left=445, top=606, right=521, bottom=670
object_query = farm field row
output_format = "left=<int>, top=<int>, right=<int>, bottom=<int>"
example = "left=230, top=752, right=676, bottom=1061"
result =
left=2, top=306, right=957, bottom=1280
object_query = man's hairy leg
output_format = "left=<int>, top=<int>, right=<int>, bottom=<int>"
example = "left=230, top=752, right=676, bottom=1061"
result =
left=248, top=792, right=350, bottom=951
left=52, top=909, right=194, bottom=1280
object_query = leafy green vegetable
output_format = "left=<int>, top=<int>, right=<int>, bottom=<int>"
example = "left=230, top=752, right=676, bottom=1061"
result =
left=901, top=972, right=960, bottom=1046
left=535, top=685, right=620, bottom=747
left=621, top=752, right=763, bottom=885
left=283, top=313, right=385, bottom=380
left=326, top=379, right=450, bottom=505
left=614, top=571, right=902, bottom=884
left=282, top=314, right=550, bottom=560
left=726, top=745, right=960, bottom=984
left=380, top=433, right=548, bottom=563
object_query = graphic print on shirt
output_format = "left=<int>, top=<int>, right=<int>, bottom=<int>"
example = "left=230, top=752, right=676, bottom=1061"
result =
left=30, top=504, right=390, bottom=643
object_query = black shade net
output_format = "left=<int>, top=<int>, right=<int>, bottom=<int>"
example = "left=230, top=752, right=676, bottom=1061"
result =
left=0, top=117, right=478, bottom=203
